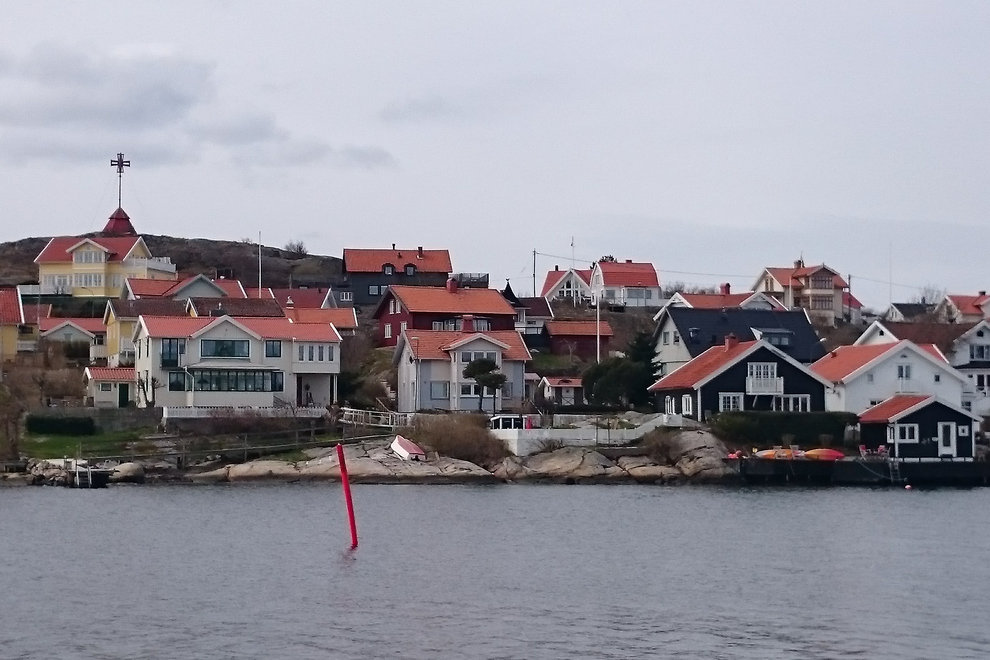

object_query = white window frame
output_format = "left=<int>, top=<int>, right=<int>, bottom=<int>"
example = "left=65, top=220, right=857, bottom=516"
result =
left=747, top=362, right=777, bottom=379
left=895, top=423, right=919, bottom=442
left=681, top=394, right=693, bottom=416
left=719, top=392, right=744, bottom=412
left=384, top=323, right=392, bottom=339
left=664, top=396, right=675, bottom=414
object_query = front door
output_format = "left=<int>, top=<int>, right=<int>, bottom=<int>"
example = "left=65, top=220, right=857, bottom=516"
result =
left=118, top=383, right=129, bottom=408
left=937, top=422, right=956, bottom=458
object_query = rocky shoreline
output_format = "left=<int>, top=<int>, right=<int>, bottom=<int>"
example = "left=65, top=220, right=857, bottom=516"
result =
left=2, top=429, right=736, bottom=487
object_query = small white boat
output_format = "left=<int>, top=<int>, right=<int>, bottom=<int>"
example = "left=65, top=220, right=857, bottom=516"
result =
left=390, top=435, right=426, bottom=461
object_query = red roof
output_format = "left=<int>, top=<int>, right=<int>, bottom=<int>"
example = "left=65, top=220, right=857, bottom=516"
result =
left=35, top=236, right=143, bottom=264
left=85, top=367, right=135, bottom=382
left=343, top=248, right=452, bottom=274
left=405, top=330, right=532, bottom=362
left=383, top=285, right=516, bottom=316
left=283, top=307, right=359, bottom=330
left=543, top=377, right=582, bottom=387
left=766, top=264, right=848, bottom=289
left=0, top=287, right=23, bottom=325
left=843, top=291, right=863, bottom=310
left=811, top=341, right=946, bottom=382
left=271, top=287, right=332, bottom=309
left=947, top=294, right=989, bottom=317
left=678, top=292, right=785, bottom=310
left=40, top=317, right=107, bottom=334
left=244, top=287, right=275, bottom=299
left=211, top=279, right=247, bottom=298
left=541, top=268, right=592, bottom=297
left=545, top=320, right=614, bottom=337
left=139, top=316, right=213, bottom=337
left=139, top=315, right=341, bottom=342
left=649, top=340, right=758, bottom=390
left=23, top=303, right=52, bottom=324
left=596, top=261, right=659, bottom=288
left=126, top=278, right=185, bottom=298
left=102, top=208, right=137, bottom=236
left=859, top=394, right=932, bottom=423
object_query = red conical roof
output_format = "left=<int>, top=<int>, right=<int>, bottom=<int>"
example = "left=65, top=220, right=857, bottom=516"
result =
left=102, top=207, right=137, bottom=236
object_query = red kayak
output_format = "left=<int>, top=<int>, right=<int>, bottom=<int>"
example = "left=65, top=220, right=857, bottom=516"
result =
left=804, top=448, right=844, bottom=461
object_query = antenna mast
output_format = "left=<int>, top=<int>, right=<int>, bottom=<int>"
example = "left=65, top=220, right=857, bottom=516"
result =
left=109, top=152, right=131, bottom=207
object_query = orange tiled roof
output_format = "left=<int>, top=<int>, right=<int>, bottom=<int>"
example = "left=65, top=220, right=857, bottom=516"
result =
left=344, top=248, right=452, bottom=274
left=843, top=291, right=863, bottom=310
left=127, top=278, right=185, bottom=297
left=544, top=377, right=583, bottom=387
left=85, top=367, right=135, bottom=382
left=680, top=292, right=761, bottom=309
left=35, top=236, right=143, bottom=264
left=947, top=294, right=989, bottom=317
left=23, top=303, right=52, bottom=324
left=649, top=340, right=758, bottom=391
left=766, top=264, right=848, bottom=289
left=211, top=279, right=247, bottom=298
left=811, top=341, right=945, bottom=382
left=597, top=261, right=660, bottom=287
left=244, top=287, right=275, bottom=299
left=541, top=268, right=592, bottom=297
left=40, top=317, right=107, bottom=334
left=387, top=285, right=516, bottom=316
left=0, top=287, right=23, bottom=325
left=545, top=320, right=614, bottom=337
left=859, top=394, right=932, bottom=423
left=139, top=315, right=341, bottom=341
left=406, top=330, right=531, bottom=362
left=284, top=307, right=359, bottom=329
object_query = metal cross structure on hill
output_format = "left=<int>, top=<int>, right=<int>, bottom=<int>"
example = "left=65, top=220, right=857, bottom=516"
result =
left=110, top=152, right=130, bottom=207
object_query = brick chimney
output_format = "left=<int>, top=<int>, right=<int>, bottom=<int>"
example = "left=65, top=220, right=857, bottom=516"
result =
left=794, top=258, right=804, bottom=269
left=417, top=246, right=424, bottom=258
left=446, top=278, right=458, bottom=293
left=720, top=282, right=731, bottom=295
left=724, top=333, right=739, bottom=351
left=625, top=259, right=632, bottom=263
left=461, top=315, right=474, bottom=333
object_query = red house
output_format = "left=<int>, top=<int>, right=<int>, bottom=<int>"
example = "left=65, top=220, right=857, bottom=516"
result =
left=545, top=320, right=613, bottom=360
left=372, top=280, right=517, bottom=346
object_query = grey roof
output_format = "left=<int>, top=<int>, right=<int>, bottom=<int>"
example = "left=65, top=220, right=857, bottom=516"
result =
left=519, top=296, right=552, bottom=319
left=661, top=307, right=826, bottom=363
left=187, top=297, right=286, bottom=317
left=889, top=302, right=936, bottom=319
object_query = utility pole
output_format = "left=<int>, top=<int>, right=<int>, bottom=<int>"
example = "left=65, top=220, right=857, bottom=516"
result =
left=532, top=250, right=537, bottom=297
left=109, top=152, right=130, bottom=207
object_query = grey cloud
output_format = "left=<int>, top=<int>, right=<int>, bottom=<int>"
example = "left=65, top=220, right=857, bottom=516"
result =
left=379, top=95, right=464, bottom=123
left=188, top=114, right=286, bottom=146
left=334, top=146, right=397, bottom=169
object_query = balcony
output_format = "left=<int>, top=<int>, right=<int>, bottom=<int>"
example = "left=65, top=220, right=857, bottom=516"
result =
left=124, top=256, right=176, bottom=274
left=746, top=376, right=784, bottom=395
left=17, top=340, right=38, bottom=353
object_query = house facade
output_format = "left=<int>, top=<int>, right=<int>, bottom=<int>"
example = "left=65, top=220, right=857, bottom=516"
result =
left=393, top=329, right=531, bottom=413
left=0, top=287, right=25, bottom=362
left=590, top=260, right=661, bottom=308
left=810, top=340, right=965, bottom=414
left=124, top=274, right=245, bottom=300
left=934, top=293, right=989, bottom=324
left=341, top=246, right=452, bottom=305
left=35, top=209, right=176, bottom=296
left=39, top=318, right=107, bottom=364
left=83, top=366, right=136, bottom=408
left=372, top=281, right=517, bottom=347
left=648, top=337, right=830, bottom=421
left=104, top=299, right=187, bottom=367
left=541, top=266, right=593, bottom=303
left=539, top=376, right=585, bottom=407
left=752, top=259, right=848, bottom=325
left=859, top=395, right=979, bottom=460
left=652, top=307, right=826, bottom=379
left=662, top=283, right=784, bottom=314
left=132, top=315, right=341, bottom=409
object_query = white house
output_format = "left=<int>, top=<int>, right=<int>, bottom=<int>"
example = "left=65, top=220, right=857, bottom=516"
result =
left=538, top=376, right=584, bottom=407
left=540, top=266, right=593, bottom=303
left=393, top=328, right=532, bottom=413
left=590, top=259, right=661, bottom=308
left=40, top=317, right=108, bottom=363
left=83, top=366, right=136, bottom=408
left=132, top=315, right=341, bottom=409
left=810, top=339, right=966, bottom=414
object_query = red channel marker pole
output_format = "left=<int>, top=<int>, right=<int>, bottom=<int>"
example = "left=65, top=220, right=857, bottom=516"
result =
left=336, top=444, right=358, bottom=549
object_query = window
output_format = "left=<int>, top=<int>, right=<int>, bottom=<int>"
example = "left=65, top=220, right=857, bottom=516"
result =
left=897, top=364, right=912, bottom=380
left=308, top=345, right=315, bottom=361
left=368, top=285, right=381, bottom=296
left=298, top=345, right=305, bottom=361
left=474, top=319, right=491, bottom=331
left=664, top=396, right=675, bottom=414
left=959, top=425, right=970, bottom=437
left=681, top=394, right=693, bottom=416
left=502, top=382, right=513, bottom=397
left=762, top=331, right=792, bottom=347
left=627, top=288, right=644, bottom=299
left=934, top=374, right=941, bottom=383
left=970, top=345, right=990, bottom=361
left=673, top=332, right=680, bottom=345
left=810, top=295, right=833, bottom=310
left=186, top=369, right=284, bottom=392
left=460, top=383, right=494, bottom=396
left=719, top=393, right=743, bottom=412
left=383, top=264, right=395, bottom=275
left=73, top=272, right=104, bottom=288
left=662, top=331, right=670, bottom=345
left=400, top=321, right=407, bottom=334
left=605, top=289, right=615, bottom=300
left=161, top=338, right=186, bottom=367
left=317, top=345, right=324, bottom=361
left=384, top=324, right=392, bottom=339
left=811, top=276, right=833, bottom=289
left=339, top=291, right=353, bottom=302
left=265, top=340, right=281, bottom=358
left=168, top=371, right=186, bottom=391
left=327, top=345, right=335, bottom=361
left=869, top=399, right=883, bottom=407
left=99, top=383, right=112, bottom=392
left=963, top=401, right=973, bottom=411
left=430, top=381, right=450, bottom=399
left=388, top=299, right=397, bottom=315
left=773, top=395, right=810, bottom=412
left=201, top=339, right=249, bottom=358
left=895, top=424, right=918, bottom=442
left=747, top=363, right=777, bottom=379
left=460, top=350, right=496, bottom=363
left=405, top=265, right=416, bottom=276
left=867, top=373, right=874, bottom=383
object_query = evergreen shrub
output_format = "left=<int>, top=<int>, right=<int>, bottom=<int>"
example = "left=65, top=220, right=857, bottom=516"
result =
left=26, top=415, right=96, bottom=436
left=711, top=411, right=858, bottom=448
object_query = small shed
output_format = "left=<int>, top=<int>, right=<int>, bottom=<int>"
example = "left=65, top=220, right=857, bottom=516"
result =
left=859, top=394, right=979, bottom=460
left=539, top=376, right=585, bottom=407
left=83, top=367, right=135, bottom=408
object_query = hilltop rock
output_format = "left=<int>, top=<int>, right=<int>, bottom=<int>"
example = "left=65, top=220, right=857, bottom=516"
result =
left=493, top=447, right=629, bottom=483
left=652, top=429, right=734, bottom=481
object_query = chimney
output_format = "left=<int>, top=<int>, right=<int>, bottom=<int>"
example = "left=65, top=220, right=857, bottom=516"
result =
left=625, top=259, right=632, bottom=264
left=720, top=282, right=731, bottom=295
left=724, top=333, right=739, bottom=351
left=392, top=243, right=396, bottom=250
left=794, top=258, right=804, bottom=269
left=980, top=291, right=987, bottom=297
left=417, top=246, right=424, bottom=258
left=446, top=278, right=458, bottom=293
left=554, top=265, right=559, bottom=271
left=285, top=295, right=294, bottom=308
left=461, top=315, right=475, bottom=333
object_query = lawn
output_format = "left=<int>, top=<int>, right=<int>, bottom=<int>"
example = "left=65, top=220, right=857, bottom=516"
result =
left=22, top=428, right=158, bottom=460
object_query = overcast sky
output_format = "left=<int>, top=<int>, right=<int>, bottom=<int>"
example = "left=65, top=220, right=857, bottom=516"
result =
left=3, top=2, right=989, bottom=309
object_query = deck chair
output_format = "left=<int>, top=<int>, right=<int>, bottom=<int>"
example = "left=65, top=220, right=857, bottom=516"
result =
left=859, top=444, right=869, bottom=458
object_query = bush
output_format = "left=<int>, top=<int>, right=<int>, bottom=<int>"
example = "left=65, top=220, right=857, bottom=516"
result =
left=26, top=415, right=95, bottom=436
left=408, top=414, right=508, bottom=467
left=710, top=411, right=858, bottom=448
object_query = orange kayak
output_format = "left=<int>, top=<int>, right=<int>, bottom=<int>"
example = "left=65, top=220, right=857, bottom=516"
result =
left=804, top=448, right=844, bottom=461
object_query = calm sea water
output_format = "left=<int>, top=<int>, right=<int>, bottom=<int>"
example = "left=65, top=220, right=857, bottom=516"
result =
left=1, top=483, right=988, bottom=659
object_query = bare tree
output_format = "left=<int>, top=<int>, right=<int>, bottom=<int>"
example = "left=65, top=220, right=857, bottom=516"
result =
left=284, top=240, right=308, bottom=257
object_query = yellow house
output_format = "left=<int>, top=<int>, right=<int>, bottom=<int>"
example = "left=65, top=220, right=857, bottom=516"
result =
left=34, top=208, right=176, bottom=297
left=103, top=298, right=186, bottom=366
left=0, top=287, right=25, bottom=362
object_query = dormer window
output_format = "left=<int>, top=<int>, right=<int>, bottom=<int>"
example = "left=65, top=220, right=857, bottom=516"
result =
left=404, top=264, right=416, bottom=276
left=383, top=264, right=395, bottom=275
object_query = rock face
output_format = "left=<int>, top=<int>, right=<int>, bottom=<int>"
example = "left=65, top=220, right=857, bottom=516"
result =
left=493, top=447, right=630, bottom=483
left=110, top=462, right=145, bottom=484
left=650, top=429, right=735, bottom=482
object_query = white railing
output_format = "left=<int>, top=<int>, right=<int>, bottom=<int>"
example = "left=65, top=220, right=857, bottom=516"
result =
left=746, top=377, right=784, bottom=395
left=17, top=340, right=38, bottom=352
left=163, top=405, right=326, bottom=420
left=124, top=257, right=176, bottom=273
left=338, top=407, right=416, bottom=429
